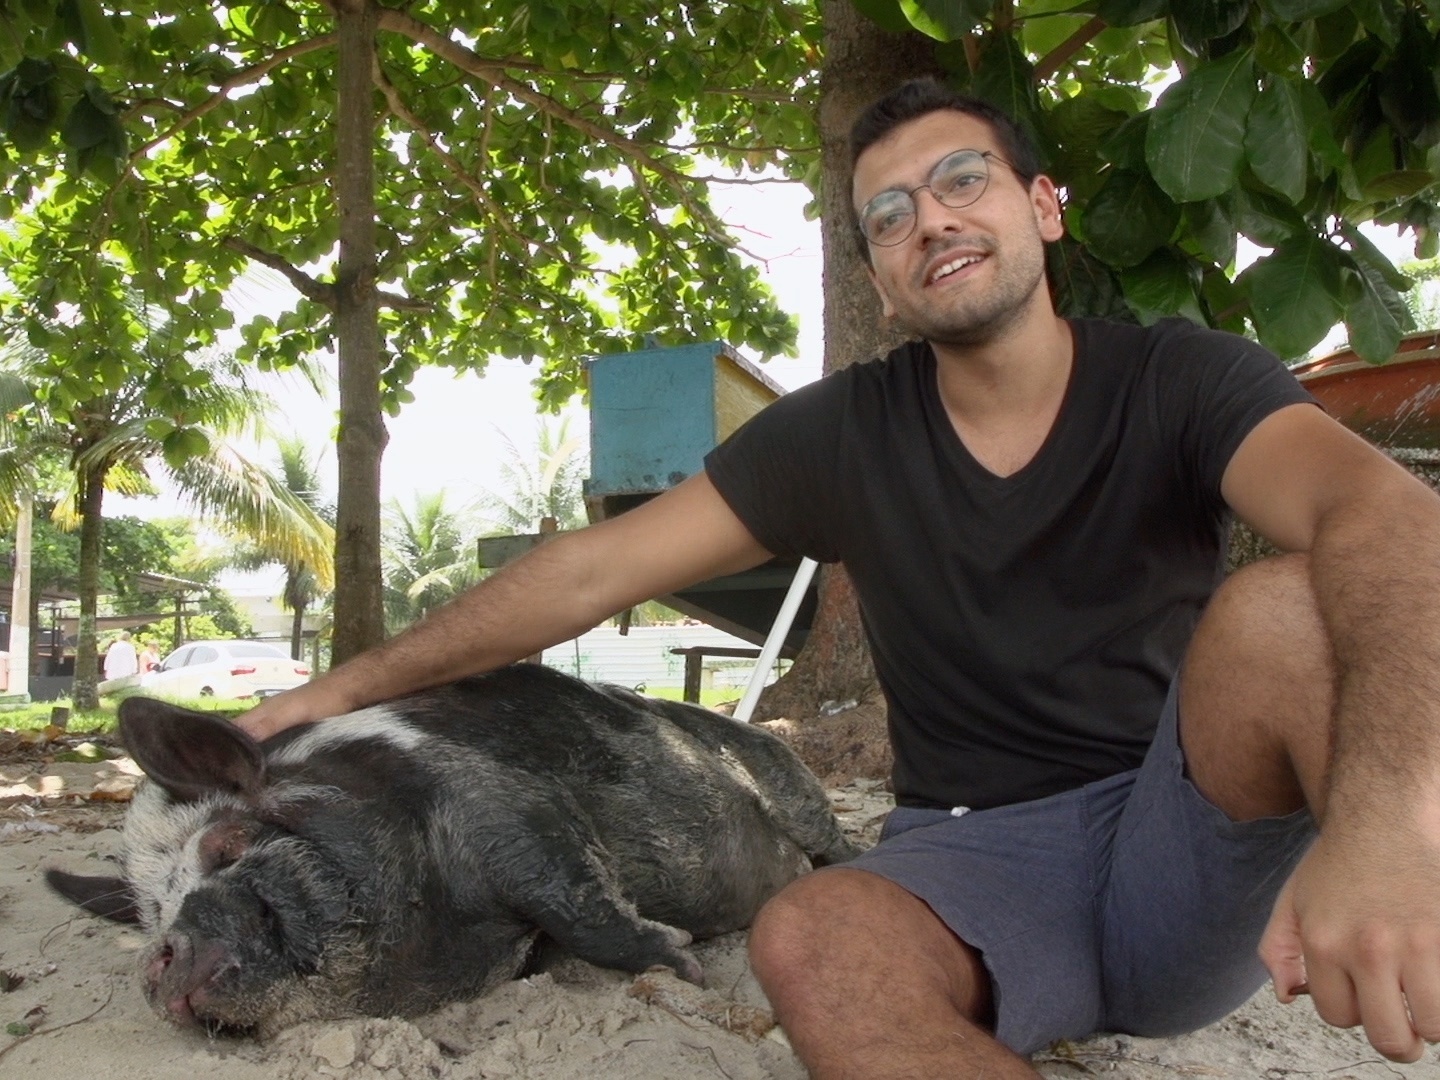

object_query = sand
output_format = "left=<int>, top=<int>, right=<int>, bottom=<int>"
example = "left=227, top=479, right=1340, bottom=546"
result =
left=2, top=746, right=1438, bottom=1079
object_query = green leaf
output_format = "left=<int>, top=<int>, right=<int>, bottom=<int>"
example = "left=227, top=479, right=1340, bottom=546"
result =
left=1046, top=236, right=1132, bottom=320
left=970, top=35, right=1043, bottom=141
left=1100, top=111, right=1150, bottom=169
left=1341, top=259, right=1407, bottom=363
left=162, top=427, right=211, bottom=470
left=1362, top=171, right=1438, bottom=201
left=1234, top=184, right=1307, bottom=248
left=1081, top=168, right=1181, bottom=267
left=60, top=94, right=112, bottom=150
left=72, top=0, right=120, bottom=64
left=1259, top=0, right=1350, bottom=19
left=1343, top=226, right=1412, bottom=292
left=1170, top=0, right=1250, bottom=51
left=1146, top=50, right=1257, bottom=202
left=1239, top=236, right=1345, bottom=358
left=1182, top=198, right=1238, bottom=267
left=1097, top=0, right=1168, bottom=27
left=1377, top=13, right=1440, bottom=148
left=849, top=0, right=913, bottom=33
left=898, top=0, right=986, bottom=40
left=1121, top=251, right=1207, bottom=325
left=1350, top=0, right=1402, bottom=45
left=24, top=315, right=53, bottom=347
left=1245, top=78, right=1309, bottom=203
left=1, top=57, right=59, bottom=151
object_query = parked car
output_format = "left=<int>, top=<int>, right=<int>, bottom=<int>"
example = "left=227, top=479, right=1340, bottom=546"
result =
left=141, top=640, right=311, bottom=701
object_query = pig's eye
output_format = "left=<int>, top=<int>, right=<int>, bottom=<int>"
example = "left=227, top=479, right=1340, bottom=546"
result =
left=198, top=822, right=252, bottom=873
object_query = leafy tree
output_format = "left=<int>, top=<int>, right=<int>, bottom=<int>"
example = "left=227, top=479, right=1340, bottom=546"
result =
left=0, top=0, right=815, bottom=659
left=381, top=490, right=483, bottom=634
left=0, top=328, right=333, bottom=708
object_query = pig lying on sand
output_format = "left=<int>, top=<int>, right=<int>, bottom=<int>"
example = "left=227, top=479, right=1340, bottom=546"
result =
left=48, top=663, right=859, bottom=1036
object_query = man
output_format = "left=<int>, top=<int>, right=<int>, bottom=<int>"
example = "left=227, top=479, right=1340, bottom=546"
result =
left=103, top=630, right=138, bottom=683
left=242, top=80, right=1440, bottom=1076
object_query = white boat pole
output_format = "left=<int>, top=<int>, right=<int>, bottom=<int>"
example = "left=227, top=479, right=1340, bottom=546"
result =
left=732, top=557, right=819, bottom=723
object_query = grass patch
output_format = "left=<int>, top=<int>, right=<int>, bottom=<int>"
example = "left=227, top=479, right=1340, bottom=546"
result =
left=0, top=693, right=251, bottom=734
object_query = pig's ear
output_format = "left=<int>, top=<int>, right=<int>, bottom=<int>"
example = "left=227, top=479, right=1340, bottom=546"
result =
left=118, top=697, right=266, bottom=802
left=45, top=869, right=142, bottom=923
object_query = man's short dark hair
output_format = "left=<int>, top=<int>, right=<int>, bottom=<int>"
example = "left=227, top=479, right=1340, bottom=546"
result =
left=848, top=78, right=1043, bottom=260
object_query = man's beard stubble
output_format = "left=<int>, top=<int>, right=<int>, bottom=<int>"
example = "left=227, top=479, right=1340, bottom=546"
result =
left=888, top=232, right=1050, bottom=348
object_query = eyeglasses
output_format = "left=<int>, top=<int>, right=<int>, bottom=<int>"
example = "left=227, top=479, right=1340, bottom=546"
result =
left=856, top=148, right=1013, bottom=248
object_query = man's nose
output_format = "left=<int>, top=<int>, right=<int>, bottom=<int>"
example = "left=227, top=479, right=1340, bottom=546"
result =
left=912, top=187, right=965, bottom=240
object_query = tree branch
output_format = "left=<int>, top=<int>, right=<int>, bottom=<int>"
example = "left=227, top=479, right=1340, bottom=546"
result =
left=375, top=7, right=768, bottom=262
left=133, top=35, right=339, bottom=161
left=1033, top=15, right=1108, bottom=82
left=223, top=236, right=432, bottom=313
left=223, top=238, right=337, bottom=306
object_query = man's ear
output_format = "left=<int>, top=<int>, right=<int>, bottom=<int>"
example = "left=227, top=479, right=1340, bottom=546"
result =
left=866, top=263, right=897, bottom=318
left=1030, top=175, right=1065, bottom=243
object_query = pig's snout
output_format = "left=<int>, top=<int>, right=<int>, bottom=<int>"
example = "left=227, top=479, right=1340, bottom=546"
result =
left=145, top=932, right=237, bottom=1024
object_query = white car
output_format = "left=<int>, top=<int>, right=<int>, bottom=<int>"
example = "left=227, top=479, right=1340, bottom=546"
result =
left=141, top=640, right=312, bottom=701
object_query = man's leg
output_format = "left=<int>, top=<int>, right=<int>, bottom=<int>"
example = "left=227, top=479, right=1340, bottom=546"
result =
left=1100, top=551, right=1326, bottom=1037
left=748, top=867, right=1041, bottom=1078
left=1179, top=552, right=1334, bottom=818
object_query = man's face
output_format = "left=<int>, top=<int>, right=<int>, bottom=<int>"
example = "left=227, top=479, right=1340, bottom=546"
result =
left=851, top=110, right=1064, bottom=347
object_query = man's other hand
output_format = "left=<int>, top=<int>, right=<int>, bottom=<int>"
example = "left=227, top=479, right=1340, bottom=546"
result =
left=1260, top=828, right=1440, bottom=1063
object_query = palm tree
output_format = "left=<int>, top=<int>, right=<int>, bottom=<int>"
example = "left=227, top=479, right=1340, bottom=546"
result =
left=481, top=418, right=589, bottom=534
left=381, top=490, right=482, bottom=634
left=0, top=342, right=334, bottom=709
left=229, top=435, right=334, bottom=660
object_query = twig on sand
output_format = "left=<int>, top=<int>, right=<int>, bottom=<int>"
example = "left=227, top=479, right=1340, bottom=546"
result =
left=0, top=979, right=115, bottom=1063
left=682, top=1042, right=735, bottom=1079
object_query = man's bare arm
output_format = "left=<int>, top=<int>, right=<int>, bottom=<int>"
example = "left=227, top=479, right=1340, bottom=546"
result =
left=237, top=472, right=774, bottom=740
left=1222, top=402, right=1440, bottom=1061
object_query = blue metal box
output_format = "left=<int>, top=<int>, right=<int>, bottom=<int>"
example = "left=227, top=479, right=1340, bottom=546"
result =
left=584, top=341, right=786, bottom=507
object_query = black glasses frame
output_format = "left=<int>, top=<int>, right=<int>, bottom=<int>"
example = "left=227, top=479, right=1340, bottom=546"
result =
left=857, top=149, right=1014, bottom=248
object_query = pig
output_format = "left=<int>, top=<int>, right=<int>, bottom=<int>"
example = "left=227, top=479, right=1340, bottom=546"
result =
left=47, top=663, right=859, bottom=1036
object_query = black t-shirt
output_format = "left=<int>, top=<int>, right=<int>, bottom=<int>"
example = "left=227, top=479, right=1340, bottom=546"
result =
left=704, top=318, right=1316, bottom=811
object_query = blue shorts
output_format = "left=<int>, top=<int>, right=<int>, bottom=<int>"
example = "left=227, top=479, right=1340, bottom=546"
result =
left=846, top=679, right=1317, bottom=1055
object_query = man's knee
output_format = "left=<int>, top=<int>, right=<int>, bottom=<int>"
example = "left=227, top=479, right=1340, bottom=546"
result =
left=748, top=866, right=994, bottom=1025
left=749, top=867, right=868, bottom=980
left=1193, top=553, right=1329, bottom=670
left=1181, top=552, right=1333, bottom=817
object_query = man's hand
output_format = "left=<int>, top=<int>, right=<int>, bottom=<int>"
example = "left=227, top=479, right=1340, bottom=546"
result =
left=1261, top=827, right=1440, bottom=1063
left=237, top=678, right=358, bottom=741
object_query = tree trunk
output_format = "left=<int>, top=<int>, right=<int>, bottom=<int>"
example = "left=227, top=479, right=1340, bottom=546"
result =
left=9, top=488, right=32, bottom=699
left=72, top=466, right=107, bottom=711
left=290, top=596, right=307, bottom=661
left=330, top=0, right=388, bottom=664
left=753, top=2, right=940, bottom=723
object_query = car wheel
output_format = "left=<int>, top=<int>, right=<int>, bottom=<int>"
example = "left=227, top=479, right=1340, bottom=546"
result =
left=199, top=686, right=215, bottom=697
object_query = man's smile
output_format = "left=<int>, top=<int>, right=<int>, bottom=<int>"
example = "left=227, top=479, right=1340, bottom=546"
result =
left=922, top=245, right=991, bottom=287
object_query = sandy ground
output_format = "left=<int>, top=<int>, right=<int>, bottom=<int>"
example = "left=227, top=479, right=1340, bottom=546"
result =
left=3, top=741, right=1440, bottom=1079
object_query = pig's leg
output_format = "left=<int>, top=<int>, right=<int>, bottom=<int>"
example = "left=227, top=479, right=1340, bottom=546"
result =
left=480, top=800, right=704, bottom=984
left=710, top=723, right=863, bottom=866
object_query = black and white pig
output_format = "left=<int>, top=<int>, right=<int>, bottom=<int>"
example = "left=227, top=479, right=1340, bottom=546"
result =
left=47, top=663, right=859, bottom=1035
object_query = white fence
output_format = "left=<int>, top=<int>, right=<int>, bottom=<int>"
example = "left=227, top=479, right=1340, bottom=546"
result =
left=539, top=624, right=785, bottom=693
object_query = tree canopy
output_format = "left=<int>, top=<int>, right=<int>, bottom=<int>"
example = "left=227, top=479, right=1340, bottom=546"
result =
left=0, top=0, right=819, bottom=655
left=0, top=0, right=810, bottom=404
